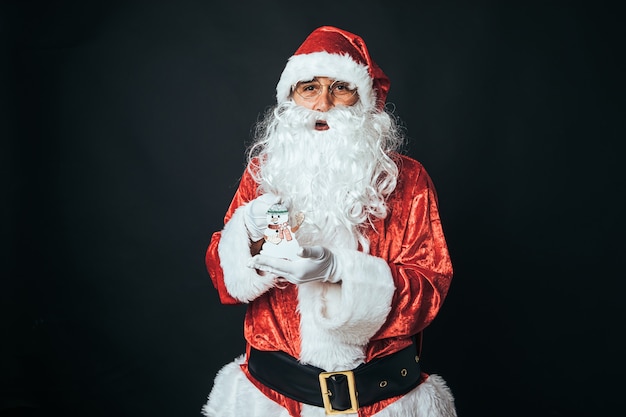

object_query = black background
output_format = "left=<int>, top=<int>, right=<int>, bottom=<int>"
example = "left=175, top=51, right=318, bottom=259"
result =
left=2, top=1, right=624, bottom=416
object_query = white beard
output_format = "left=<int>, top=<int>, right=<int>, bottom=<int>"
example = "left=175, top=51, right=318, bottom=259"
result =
left=248, top=101, right=403, bottom=253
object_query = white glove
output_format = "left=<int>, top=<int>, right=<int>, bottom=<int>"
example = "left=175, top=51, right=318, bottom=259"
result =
left=247, top=246, right=338, bottom=284
left=243, top=193, right=280, bottom=241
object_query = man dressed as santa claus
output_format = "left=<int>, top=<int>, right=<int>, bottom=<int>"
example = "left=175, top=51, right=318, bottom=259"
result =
left=202, top=26, right=456, bottom=417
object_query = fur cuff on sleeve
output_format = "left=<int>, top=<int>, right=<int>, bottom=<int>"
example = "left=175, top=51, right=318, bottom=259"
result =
left=218, top=205, right=276, bottom=303
left=303, top=248, right=395, bottom=345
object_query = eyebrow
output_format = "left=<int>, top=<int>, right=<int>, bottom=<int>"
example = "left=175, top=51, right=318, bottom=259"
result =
left=299, top=78, right=347, bottom=84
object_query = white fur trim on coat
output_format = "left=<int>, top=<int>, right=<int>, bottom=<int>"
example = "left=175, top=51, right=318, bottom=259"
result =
left=201, top=355, right=457, bottom=417
left=276, top=52, right=377, bottom=110
left=201, top=355, right=291, bottom=417
left=297, top=248, right=396, bottom=371
left=218, top=205, right=276, bottom=302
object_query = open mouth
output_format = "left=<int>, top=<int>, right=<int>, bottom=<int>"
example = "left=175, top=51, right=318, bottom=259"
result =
left=315, top=120, right=329, bottom=131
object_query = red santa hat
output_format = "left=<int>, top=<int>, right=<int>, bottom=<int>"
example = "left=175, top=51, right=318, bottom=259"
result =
left=276, top=26, right=390, bottom=110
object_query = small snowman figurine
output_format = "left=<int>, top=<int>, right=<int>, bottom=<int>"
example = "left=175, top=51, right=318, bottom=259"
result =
left=261, top=203, right=302, bottom=260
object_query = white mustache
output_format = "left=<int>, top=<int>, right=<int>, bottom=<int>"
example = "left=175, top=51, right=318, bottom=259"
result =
left=275, top=102, right=366, bottom=132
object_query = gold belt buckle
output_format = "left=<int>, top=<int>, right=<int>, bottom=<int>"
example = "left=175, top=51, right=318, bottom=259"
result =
left=318, top=370, right=359, bottom=415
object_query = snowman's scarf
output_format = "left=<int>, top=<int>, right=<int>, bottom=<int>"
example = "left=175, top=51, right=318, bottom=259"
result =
left=267, top=222, right=293, bottom=241
left=247, top=101, right=404, bottom=253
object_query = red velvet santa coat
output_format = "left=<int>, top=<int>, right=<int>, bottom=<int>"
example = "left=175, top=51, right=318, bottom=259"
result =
left=205, top=154, right=453, bottom=417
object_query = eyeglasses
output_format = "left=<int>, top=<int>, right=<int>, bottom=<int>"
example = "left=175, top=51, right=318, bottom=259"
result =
left=292, top=79, right=358, bottom=102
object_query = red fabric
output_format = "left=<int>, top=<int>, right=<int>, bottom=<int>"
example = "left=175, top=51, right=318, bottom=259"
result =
left=293, top=26, right=390, bottom=107
left=205, top=153, right=453, bottom=416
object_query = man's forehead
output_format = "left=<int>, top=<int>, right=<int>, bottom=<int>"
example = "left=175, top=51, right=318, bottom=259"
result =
left=297, top=76, right=346, bottom=83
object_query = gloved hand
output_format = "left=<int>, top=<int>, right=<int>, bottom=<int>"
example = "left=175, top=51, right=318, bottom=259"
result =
left=248, top=246, right=338, bottom=284
left=243, top=193, right=280, bottom=241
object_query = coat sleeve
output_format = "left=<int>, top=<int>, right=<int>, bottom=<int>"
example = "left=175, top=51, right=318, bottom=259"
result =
left=205, top=166, right=276, bottom=304
left=371, top=161, right=453, bottom=346
left=297, top=159, right=453, bottom=352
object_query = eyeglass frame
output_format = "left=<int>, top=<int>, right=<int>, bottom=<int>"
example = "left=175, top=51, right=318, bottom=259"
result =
left=291, top=78, right=359, bottom=102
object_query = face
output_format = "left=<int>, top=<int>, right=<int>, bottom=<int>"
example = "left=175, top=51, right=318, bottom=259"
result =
left=267, top=211, right=286, bottom=224
left=291, top=76, right=360, bottom=112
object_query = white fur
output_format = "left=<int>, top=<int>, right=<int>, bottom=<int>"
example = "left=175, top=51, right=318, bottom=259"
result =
left=218, top=206, right=276, bottom=302
left=201, top=355, right=291, bottom=417
left=297, top=249, right=396, bottom=371
left=202, top=356, right=456, bottom=417
left=276, top=52, right=377, bottom=110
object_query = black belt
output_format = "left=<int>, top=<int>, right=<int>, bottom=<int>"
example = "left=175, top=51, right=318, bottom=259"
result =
left=247, top=336, right=422, bottom=415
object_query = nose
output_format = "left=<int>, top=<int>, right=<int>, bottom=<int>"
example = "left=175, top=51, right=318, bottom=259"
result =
left=313, top=90, right=335, bottom=112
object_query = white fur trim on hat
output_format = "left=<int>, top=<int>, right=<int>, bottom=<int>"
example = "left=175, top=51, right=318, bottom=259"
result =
left=276, top=52, right=377, bottom=110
